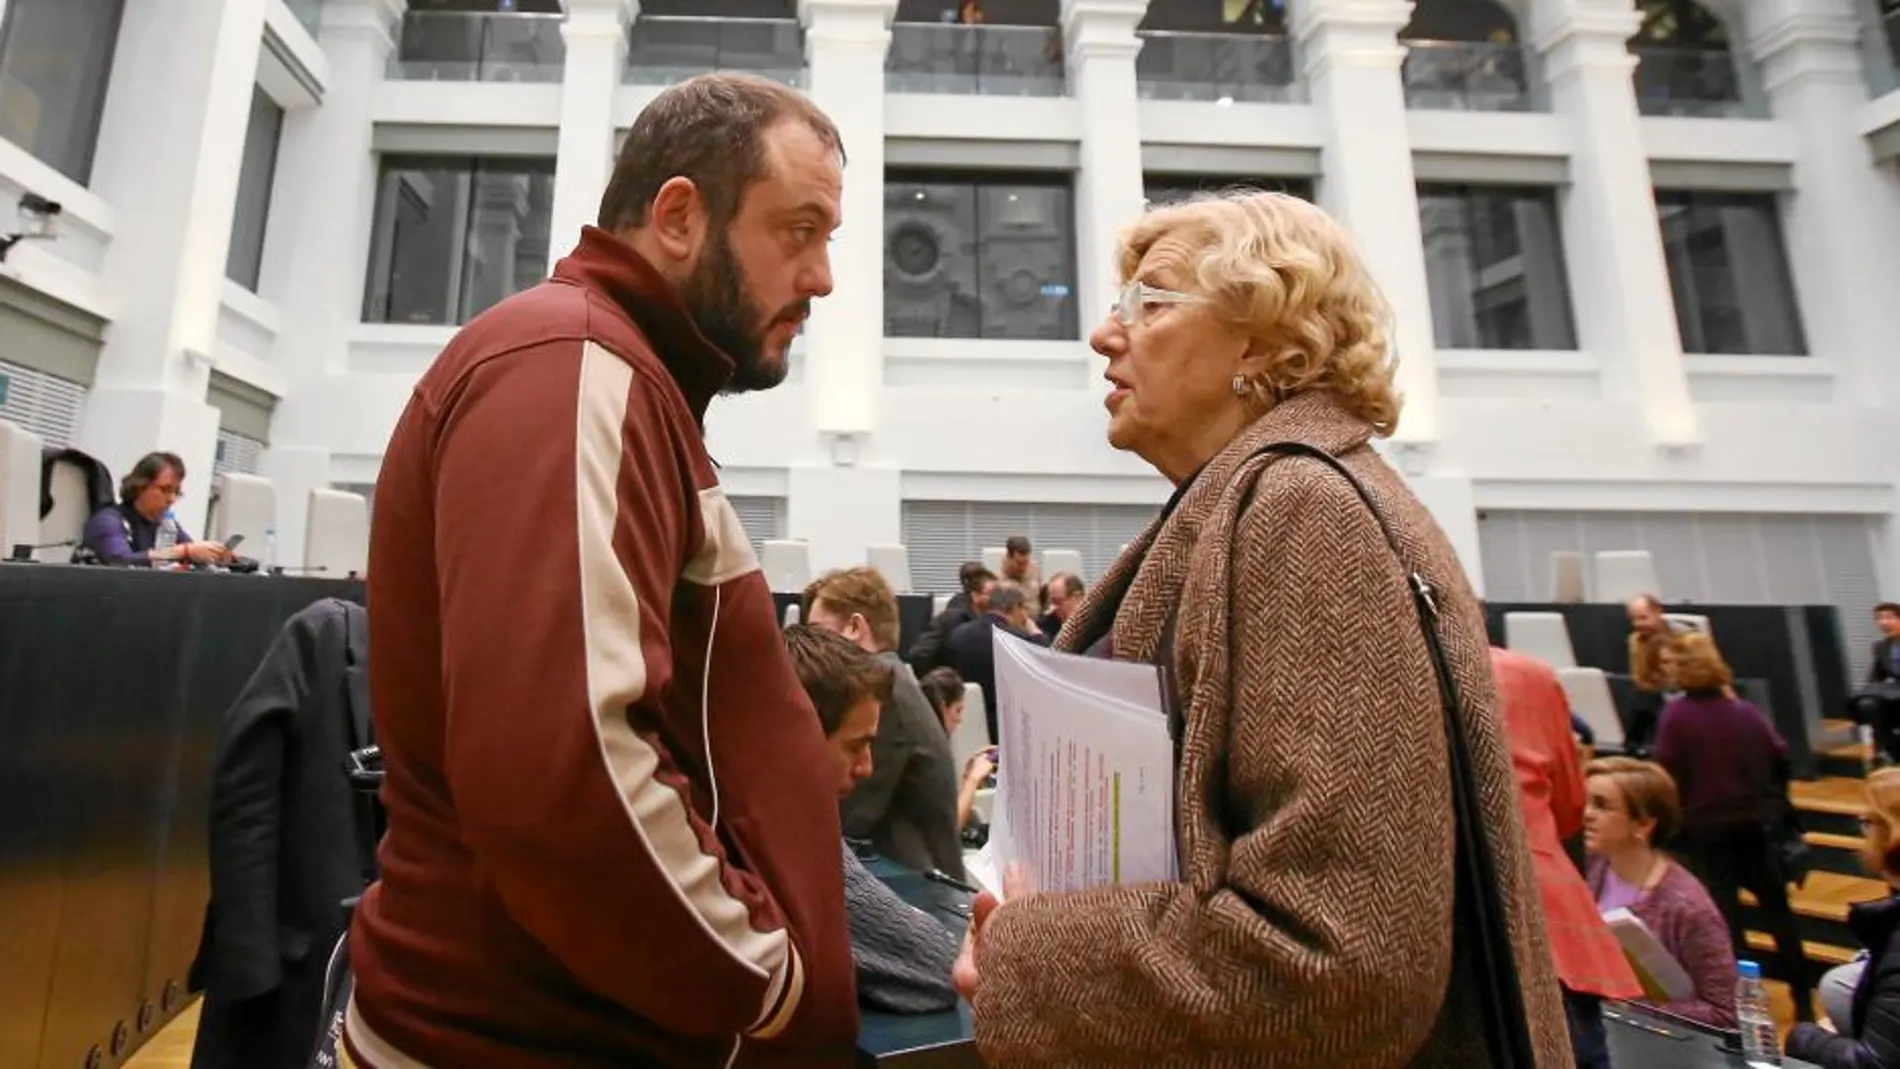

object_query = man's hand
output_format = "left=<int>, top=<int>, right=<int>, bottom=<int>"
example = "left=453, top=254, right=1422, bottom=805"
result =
left=183, top=540, right=231, bottom=565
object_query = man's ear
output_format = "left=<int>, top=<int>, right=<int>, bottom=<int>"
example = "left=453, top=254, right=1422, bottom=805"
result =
left=647, top=176, right=705, bottom=264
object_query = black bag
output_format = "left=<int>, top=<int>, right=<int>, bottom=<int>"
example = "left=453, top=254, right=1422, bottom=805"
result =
left=306, top=641, right=382, bottom=1069
left=1231, top=442, right=1539, bottom=1069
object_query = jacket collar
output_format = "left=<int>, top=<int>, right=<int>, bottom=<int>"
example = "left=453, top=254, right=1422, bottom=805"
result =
left=552, top=226, right=736, bottom=421
left=1849, top=891, right=1900, bottom=950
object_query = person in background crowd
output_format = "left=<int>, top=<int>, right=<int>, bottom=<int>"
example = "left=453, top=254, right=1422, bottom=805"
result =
left=1037, top=573, right=1084, bottom=639
left=781, top=625, right=959, bottom=1015
left=917, top=667, right=995, bottom=832
left=1001, top=536, right=1039, bottom=589
left=952, top=189, right=1569, bottom=1066
left=1584, top=756, right=1740, bottom=1027
left=1491, top=647, right=1642, bottom=1069
left=1625, top=593, right=1700, bottom=753
left=804, top=566, right=965, bottom=879
left=1852, top=603, right=1900, bottom=766
left=957, top=0, right=984, bottom=24
left=80, top=451, right=231, bottom=566
left=1653, top=631, right=1813, bottom=1021
left=908, top=563, right=996, bottom=673
left=1787, top=767, right=1900, bottom=1065
left=945, top=582, right=1038, bottom=745
left=348, top=74, right=859, bottom=1068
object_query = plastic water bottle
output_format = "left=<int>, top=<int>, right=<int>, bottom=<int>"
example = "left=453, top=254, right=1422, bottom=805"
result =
left=264, top=528, right=278, bottom=573
left=155, top=510, right=179, bottom=552
left=1736, top=960, right=1782, bottom=1067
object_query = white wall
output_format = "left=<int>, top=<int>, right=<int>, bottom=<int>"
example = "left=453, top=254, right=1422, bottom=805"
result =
left=8, top=0, right=1900, bottom=600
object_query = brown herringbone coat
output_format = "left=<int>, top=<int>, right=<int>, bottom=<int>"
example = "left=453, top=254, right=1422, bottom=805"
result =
left=970, top=392, right=1570, bottom=1067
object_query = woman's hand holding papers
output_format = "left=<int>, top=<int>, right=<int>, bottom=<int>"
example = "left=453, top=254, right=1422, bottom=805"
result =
left=952, top=864, right=1036, bottom=1002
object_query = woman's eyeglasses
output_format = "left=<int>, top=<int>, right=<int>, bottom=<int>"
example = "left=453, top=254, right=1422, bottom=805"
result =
left=1114, top=280, right=1202, bottom=326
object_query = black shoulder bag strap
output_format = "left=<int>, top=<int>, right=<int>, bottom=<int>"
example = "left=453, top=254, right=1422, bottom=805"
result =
left=1236, top=442, right=1536, bottom=1069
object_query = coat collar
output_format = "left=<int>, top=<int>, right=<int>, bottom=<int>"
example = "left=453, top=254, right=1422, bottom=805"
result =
left=1057, top=390, right=1377, bottom=663
left=1850, top=892, right=1900, bottom=951
left=552, top=226, right=736, bottom=422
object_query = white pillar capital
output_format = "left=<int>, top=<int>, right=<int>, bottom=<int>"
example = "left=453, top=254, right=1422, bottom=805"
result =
left=562, top=0, right=637, bottom=41
left=1061, top=0, right=1148, bottom=64
left=1743, top=0, right=1866, bottom=91
left=1293, top=0, right=1413, bottom=69
left=799, top=0, right=898, bottom=51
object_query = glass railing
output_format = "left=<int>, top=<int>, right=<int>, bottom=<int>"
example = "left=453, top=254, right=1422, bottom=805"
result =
left=1402, top=39, right=1535, bottom=112
left=388, top=11, right=566, bottom=82
left=625, top=16, right=806, bottom=87
left=1134, top=30, right=1298, bottom=103
left=1872, top=8, right=1900, bottom=97
left=1631, top=45, right=1747, bottom=117
left=282, top=0, right=323, bottom=38
left=885, top=23, right=1065, bottom=97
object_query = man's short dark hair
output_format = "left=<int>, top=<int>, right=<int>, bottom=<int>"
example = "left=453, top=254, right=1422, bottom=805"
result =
left=597, top=73, right=843, bottom=235
left=783, top=624, right=893, bottom=736
left=959, top=563, right=997, bottom=597
left=120, top=451, right=184, bottom=505
left=1877, top=602, right=1900, bottom=618
left=1005, top=536, right=1031, bottom=556
left=1054, top=573, right=1084, bottom=597
left=989, top=582, right=1028, bottom=615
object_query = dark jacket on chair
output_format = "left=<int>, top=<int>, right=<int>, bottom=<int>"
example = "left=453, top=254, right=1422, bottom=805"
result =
left=189, top=597, right=374, bottom=1069
left=1788, top=894, right=1900, bottom=1067
left=1872, top=638, right=1900, bottom=685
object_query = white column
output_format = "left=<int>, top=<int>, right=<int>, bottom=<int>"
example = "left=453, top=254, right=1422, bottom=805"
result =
left=1530, top=0, right=1698, bottom=446
left=798, top=0, right=897, bottom=441
left=75, top=0, right=270, bottom=531
left=1293, top=0, right=1440, bottom=444
left=1062, top=0, right=1148, bottom=347
left=547, top=0, right=636, bottom=273
left=1744, top=0, right=1900, bottom=399
left=257, top=0, right=405, bottom=567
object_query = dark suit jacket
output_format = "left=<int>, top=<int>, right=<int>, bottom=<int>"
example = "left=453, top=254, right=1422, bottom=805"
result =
left=946, top=613, right=1037, bottom=744
left=189, top=598, right=374, bottom=1069
left=1788, top=893, right=1900, bottom=1067
left=907, top=593, right=972, bottom=674
left=1874, top=638, right=1900, bottom=684
left=839, top=652, right=965, bottom=878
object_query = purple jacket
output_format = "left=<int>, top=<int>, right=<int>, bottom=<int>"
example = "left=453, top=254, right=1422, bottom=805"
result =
left=80, top=502, right=191, bottom=563
left=1588, top=855, right=1739, bottom=1027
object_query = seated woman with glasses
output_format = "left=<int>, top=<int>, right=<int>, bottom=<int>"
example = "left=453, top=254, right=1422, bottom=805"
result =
left=80, top=451, right=231, bottom=566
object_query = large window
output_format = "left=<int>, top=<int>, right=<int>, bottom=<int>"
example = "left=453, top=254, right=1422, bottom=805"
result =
left=1144, top=174, right=1313, bottom=205
left=362, top=155, right=556, bottom=326
left=1418, top=184, right=1577, bottom=351
left=884, top=171, right=1077, bottom=340
left=1655, top=190, right=1807, bottom=355
left=0, top=0, right=126, bottom=184
left=227, top=88, right=285, bottom=292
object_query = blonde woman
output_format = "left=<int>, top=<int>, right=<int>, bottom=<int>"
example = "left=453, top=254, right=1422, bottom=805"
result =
left=951, top=190, right=1568, bottom=1065
left=1788, top=767, right=1900, bottom=1064
left=1652, top=631, right=1810, bottom=1021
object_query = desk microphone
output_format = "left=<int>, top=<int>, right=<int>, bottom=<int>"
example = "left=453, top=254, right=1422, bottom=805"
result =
left=268, top=565, right=332, bottom=576
left=922, top=868, right=982, bottom=895
left=9, top=538, right=78, bottom=562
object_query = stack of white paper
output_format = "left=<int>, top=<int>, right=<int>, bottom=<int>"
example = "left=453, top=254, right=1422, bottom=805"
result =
left=1602, top=907, right=1696, bottom=1001
left=981, top=631, right=1177, bottom=898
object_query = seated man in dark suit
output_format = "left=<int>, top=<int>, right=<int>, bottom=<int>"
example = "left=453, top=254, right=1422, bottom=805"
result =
left=1854, top=602, right=1900, bottom=764
left=945, top=581, right=1039, bottom=745
left=907, top=562, right=996, bottom=673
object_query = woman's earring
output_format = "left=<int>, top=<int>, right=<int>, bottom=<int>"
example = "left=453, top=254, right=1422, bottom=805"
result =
left=1231, top=373, right=1249, bottom=398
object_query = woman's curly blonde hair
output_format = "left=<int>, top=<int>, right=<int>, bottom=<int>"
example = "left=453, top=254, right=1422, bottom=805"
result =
left=1119, top=190, right=1401, bottom=436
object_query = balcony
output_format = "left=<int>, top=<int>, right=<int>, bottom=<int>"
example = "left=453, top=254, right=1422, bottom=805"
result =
left=1632, top=45, right=1749, bottom=118
left=625, top=15, right=806, bottom=87
left=1402, top=40, right=1535, bottom=112
left=1867, top=7, right=1900, bottom=97
left=389, top=11, right=565, bottom=83
left=1134, top=30, right=1298, bottom=104
left=282, top=0, right=323, bottom=38
left=886, top=23, right=1065, bottom=97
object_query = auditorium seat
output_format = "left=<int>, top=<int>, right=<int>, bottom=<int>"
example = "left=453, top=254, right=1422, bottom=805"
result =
left=866, top=543, right=913, bottom=593
left=1504, top=611, right=1579, bottom=669
left=981, top=546, right=1006, bottom=575
left=1559, top=667, right=1626, bottom=753
left=1550, top=551, right=1586, bottom=602
left=950, top=681, right=992, bottom=771
left=207, top=473, right=276, bottom=549
left=760, top=540, right=812, bottom=593
left=933, top=592, right=951, bottom=616
left=1665, top=612, right=1712, bottom=637
left=1594, top=550, right=1660, bottom=603
left=304, top=488, right=369, bottom=579
left=0, top=419, right=40, bottom=559
left=1041, top=548, right=1084, bottom=582
left=782, top=601, right=801, bottom=627
left=38, top=450, right=98, bottom=561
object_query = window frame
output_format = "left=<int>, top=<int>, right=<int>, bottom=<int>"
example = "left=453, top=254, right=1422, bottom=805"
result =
left=1653, top=187, right=1809, bottom=356
left=1415, top=181, right=1581, bottom=352
left=0, top=0, right=129, bottom=185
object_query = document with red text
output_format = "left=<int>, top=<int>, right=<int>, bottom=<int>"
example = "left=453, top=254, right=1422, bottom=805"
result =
left=980, top=631, right=1177, bottom=898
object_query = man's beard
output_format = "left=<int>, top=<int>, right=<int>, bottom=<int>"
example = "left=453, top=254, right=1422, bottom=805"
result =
left=682, top=230, right=806, bottom=394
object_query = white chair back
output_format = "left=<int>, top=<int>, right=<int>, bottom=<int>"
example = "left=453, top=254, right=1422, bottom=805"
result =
left=208, top=472, right=277, bottom=548
left=1558, top=667, right=1625, bottom=752
left=781, top=601, right=801, bottom=627
left=950, top=681, right=992, bottom=771
left=1664, top=613, right=1711, bottom=638
left=759, top=539, right=812, bottom=593
left=1550, top=551, right=1586, bottom=603
left=39, top=454, right=92, bottom=555
left=304, top=488, right=369, bottom=578
left=1504, top=611, right=1578, bottom=670
left=0, top=419, right=41, bottom=559
left=1041, top=548, right=1084, bottom=583
left=866, top=543, right=913, bottom=594
left=932, top=592, right=952, bottom=616
left=981, top=546, right=1006, bottom=575
left=1594, top=550, right=1660, bottom=604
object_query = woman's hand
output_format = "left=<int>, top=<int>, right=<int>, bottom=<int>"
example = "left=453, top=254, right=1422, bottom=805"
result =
left=963, top=749, right=996, bottom=786
left=952, top=863, right=1036, bottom=1002
left=183, top=540, right=231, bottom=565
